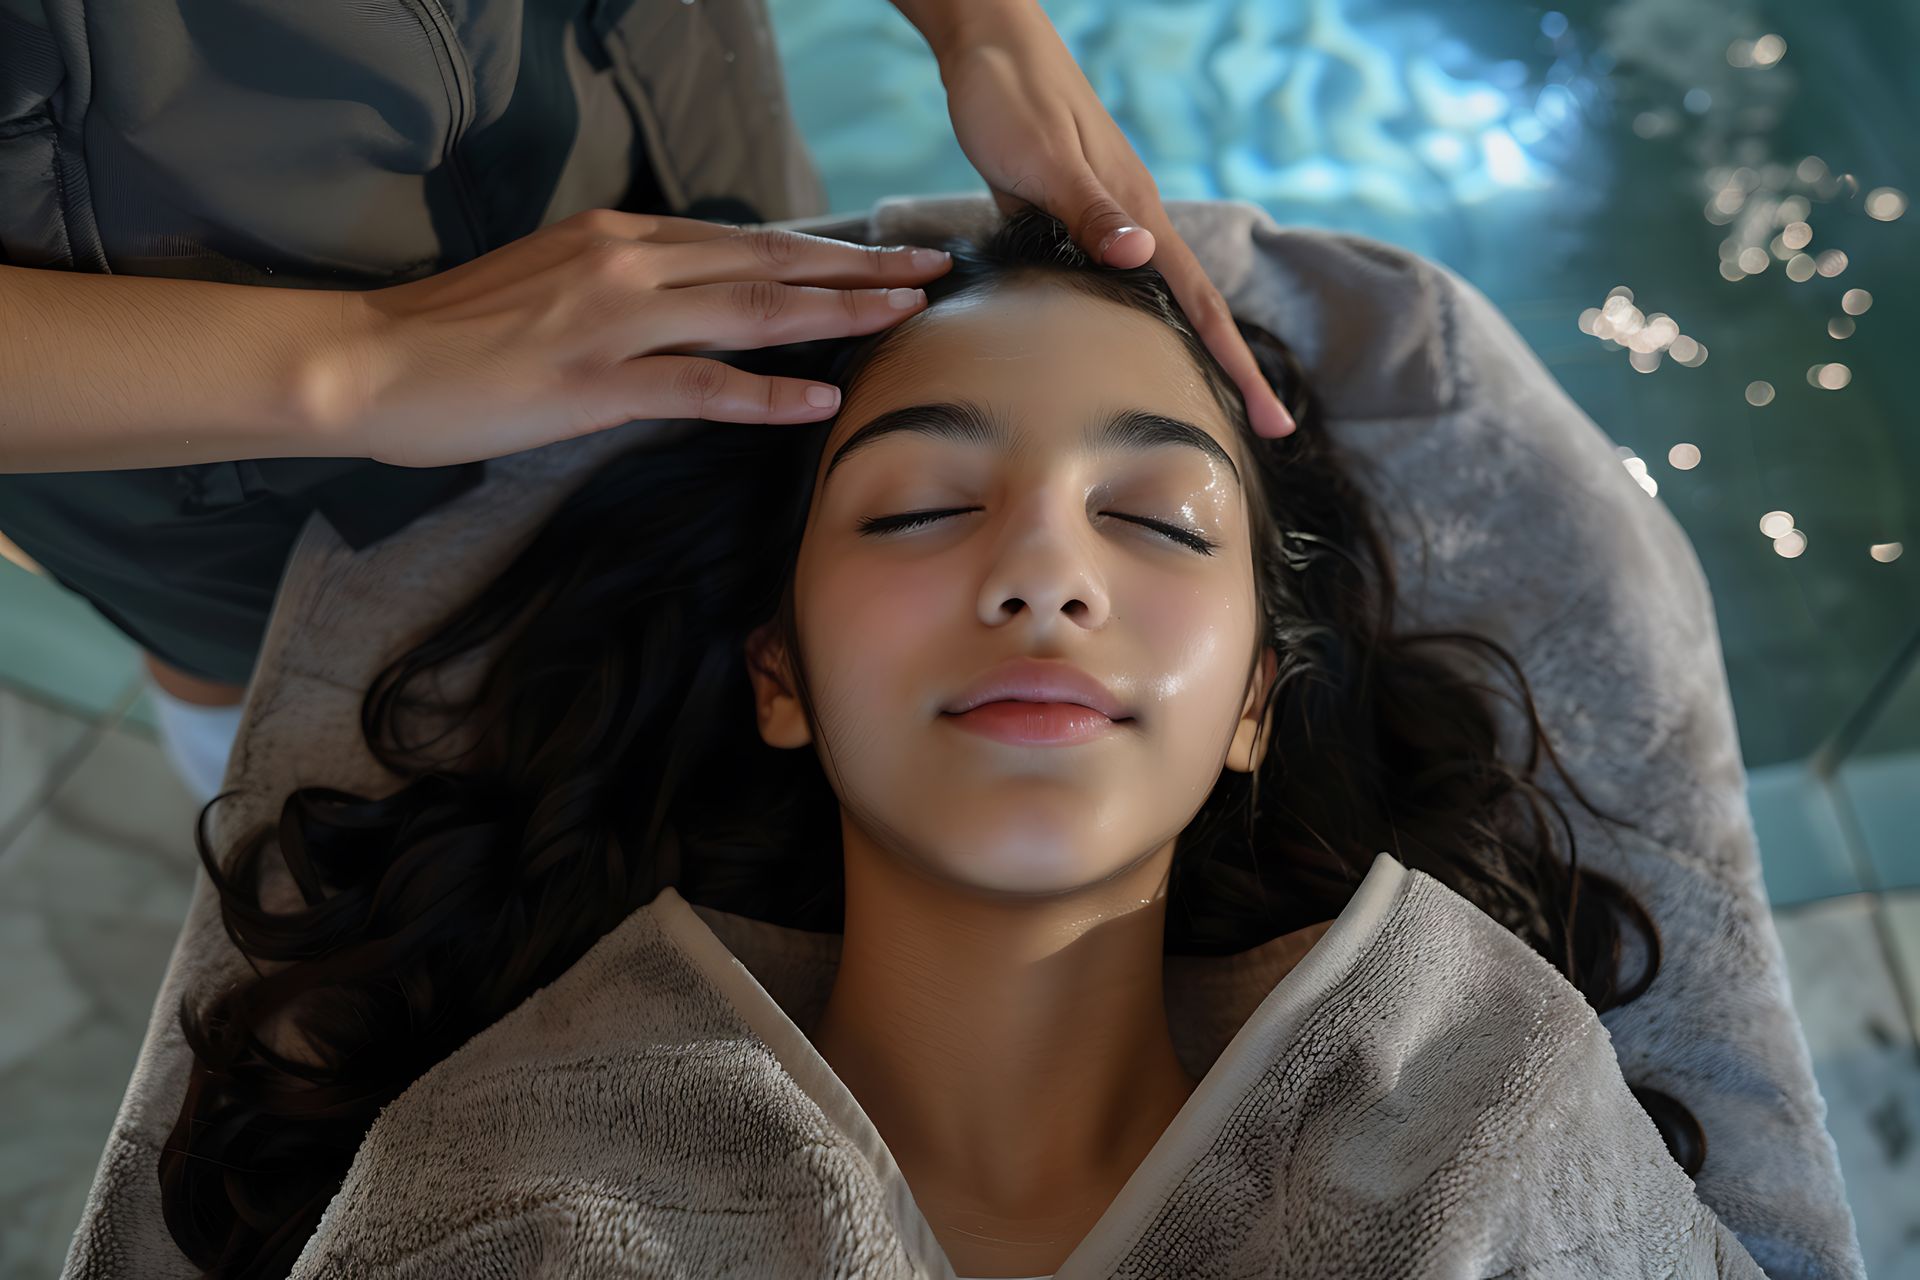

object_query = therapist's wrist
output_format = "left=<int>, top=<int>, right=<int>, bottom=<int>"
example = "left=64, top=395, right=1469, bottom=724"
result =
left=896, top=0, right=1045, bottom=74
left=282, top=288, right=382, bottom=460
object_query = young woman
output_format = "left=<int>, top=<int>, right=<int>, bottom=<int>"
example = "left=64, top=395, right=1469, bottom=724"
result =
left=159, top=207, right=1740, bottom=1279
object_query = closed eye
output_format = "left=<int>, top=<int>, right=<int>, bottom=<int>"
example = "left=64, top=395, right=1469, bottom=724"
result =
left=856, top=507, right=1219, bottom=556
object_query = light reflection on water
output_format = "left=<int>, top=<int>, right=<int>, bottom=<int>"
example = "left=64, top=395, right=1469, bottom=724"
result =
left=769, top=0, right=1609, bottom=293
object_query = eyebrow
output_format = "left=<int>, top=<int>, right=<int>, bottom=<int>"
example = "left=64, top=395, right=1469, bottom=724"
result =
left=820, top=400, right=1241, bottom=492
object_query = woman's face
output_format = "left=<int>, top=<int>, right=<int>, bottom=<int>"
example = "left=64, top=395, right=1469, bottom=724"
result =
left=747, top=279, right=1277, bottom=897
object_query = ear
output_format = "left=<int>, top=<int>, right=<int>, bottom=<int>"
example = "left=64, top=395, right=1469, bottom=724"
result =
left=1223, top=645, right=1279, bottom=774
left=744, top=621, right=814, bottom=750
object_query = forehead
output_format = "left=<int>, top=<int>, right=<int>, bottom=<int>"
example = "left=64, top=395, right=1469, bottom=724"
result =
left=826, top=281, right=1233, bottom=454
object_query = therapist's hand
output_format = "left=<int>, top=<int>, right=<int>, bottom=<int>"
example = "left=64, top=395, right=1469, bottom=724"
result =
left=307, top=209, right=951, bottom=469
left=930, top=1, right=1296, bottom=438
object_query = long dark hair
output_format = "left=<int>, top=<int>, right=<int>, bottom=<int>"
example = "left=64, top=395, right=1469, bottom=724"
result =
left=159, top=206, right=1704, bottom=1276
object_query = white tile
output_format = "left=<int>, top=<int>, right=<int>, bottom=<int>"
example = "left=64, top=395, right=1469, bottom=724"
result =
left=0, top=687, right=93, bottom=848
left=35, top=722, right=207, bottom=877
left=0, top=561, right=143, bottom=722
left=39, top=909, right=192, bottom=1035
left=0, top=724, right=209, bottom=930
left=0, top=1013, right=142, bottom=1203
left=1884, top=893, right=1920, bottom=1052
left=0, top=1165, right=95, bottom=1280
left=1836, top=751, right=1920, bottom=892
left=0, top=729, right=210, bottom=1277
left=0, top=913, right=91, bottom=1077
left=1772, top=896, right=1920, bottom=1279
left=1747, top=761, right=1867, bottom=906
left=0, top=806, right=196, bottom=927
left=118, top=679, right=161, bottom=739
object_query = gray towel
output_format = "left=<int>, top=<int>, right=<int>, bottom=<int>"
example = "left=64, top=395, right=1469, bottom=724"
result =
left=59, top=196, right=1866, bottom=1278
left=269, top=852, right=1767, bottom=1278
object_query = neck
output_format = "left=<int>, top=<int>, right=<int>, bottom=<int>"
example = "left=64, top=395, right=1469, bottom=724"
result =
left=809, top=826, right=1198, bottom=1245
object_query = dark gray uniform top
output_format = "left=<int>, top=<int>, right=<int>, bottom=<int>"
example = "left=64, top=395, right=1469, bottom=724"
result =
left=0, top=0, right=795, bottom=686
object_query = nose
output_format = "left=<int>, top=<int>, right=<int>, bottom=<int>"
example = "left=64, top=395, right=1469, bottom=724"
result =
left=974, top=495, right=1113, bottom=630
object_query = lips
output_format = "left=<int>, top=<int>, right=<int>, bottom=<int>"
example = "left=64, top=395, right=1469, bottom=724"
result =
left=941, top=656, right=1133, bottom=722
left=942, top=699, right=1125, bottom=746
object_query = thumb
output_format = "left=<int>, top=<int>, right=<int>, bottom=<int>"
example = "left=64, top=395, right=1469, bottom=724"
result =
left=1068, top=171, right=1154, bottom=268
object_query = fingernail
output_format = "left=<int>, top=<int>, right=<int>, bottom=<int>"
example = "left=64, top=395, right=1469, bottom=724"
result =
left=1253, top=396, right=1294, bottom=438
left=806, top=385, right=841, bottom=409
left=908, top=248, right=950, bottom=269
left=1098, top=226, right=1138, bottom=258
left=887, top=287, right=925, bottom=310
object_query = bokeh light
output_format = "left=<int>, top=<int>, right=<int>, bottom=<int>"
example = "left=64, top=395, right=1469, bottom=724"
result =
left=1865, top=187, right=1907, bottom=221
left=1580, top=287, right=1709, bottom=372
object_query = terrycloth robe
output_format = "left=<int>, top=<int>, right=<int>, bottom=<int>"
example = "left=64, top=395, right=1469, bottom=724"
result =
left=278, top=851, right=1766, bottom=1279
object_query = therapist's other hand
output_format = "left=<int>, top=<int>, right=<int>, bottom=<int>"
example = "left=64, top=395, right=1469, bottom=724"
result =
left=303, top=208, right=952, bottom=469
left=932, top=2, right=1296, bottom=438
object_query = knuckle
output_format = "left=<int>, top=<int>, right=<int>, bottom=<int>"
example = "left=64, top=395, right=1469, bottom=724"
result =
left=571, top=207, right=627, bottom=237
left=734, top=278, right=788, bottom=322
left=747, top=227, right=801, bottom=269
left=1079, top=193, right=1117, bottom=231
left=1184, top=287, right=1229, bottom=325
left=673, top=358, right=730, bottom=406
left=586, top=236, right=641, bottom=278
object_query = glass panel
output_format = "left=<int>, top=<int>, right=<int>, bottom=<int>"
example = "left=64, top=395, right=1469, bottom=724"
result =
left=1826, top=622, right=1920, bottom=890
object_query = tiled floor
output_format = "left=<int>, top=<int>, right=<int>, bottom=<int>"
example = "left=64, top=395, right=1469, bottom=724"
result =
left=0, top=670, right=1915, bottom=1274
left=0, top=560, right=160, bottom=738
left=1771, top=896, right=1920, bottom=1279
left=0, top=684, right=201, bottom=1278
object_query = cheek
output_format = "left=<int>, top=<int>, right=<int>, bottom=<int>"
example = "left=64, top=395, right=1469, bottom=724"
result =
left=799, top=558, right=955, bottom=724
left=1133, top=579, right=1254, bottom=762
left=818, top=556, right=951, bottom=647
left=1145, top=621, right=1252, bottom=812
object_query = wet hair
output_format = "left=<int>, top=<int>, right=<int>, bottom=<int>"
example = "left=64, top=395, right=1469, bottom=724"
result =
left=159, top=205, right=1704, bottom=1276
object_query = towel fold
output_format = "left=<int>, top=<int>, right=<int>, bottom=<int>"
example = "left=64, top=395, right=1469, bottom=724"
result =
left=271, top=854, right=1766, bottom=1279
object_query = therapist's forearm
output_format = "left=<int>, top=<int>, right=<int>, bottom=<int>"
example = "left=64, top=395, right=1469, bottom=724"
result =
left=886, top=0, right=1043, bottom=67
left=0, top=263, right=358, bottom=473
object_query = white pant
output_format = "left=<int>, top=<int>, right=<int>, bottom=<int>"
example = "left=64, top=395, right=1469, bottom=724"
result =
left=145, top=678, right=245, bottom=805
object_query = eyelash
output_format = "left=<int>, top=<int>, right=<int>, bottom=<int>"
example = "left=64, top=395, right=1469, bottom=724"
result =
left=856, top=507, right=1220, bottom=556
